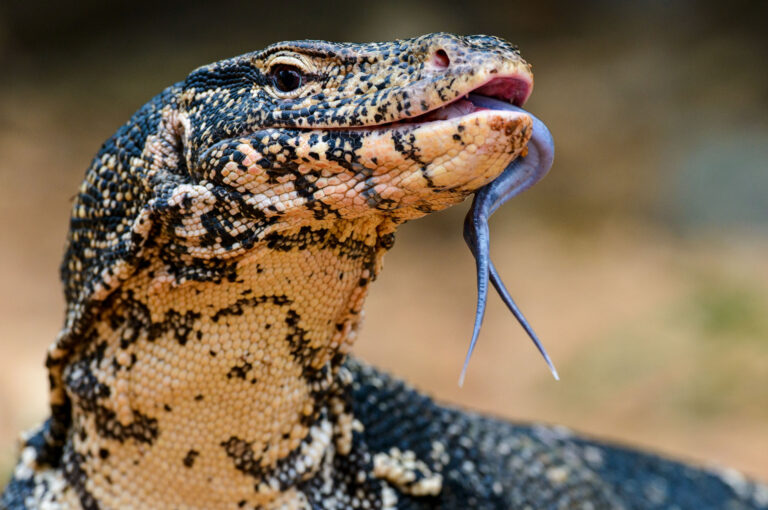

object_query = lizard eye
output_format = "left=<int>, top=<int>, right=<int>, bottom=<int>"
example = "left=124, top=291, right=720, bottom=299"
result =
left=270, top=65, right=303, bottom=93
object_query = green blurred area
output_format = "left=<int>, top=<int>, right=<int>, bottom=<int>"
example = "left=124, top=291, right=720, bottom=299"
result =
left=1, top=0, right=767, bottom=483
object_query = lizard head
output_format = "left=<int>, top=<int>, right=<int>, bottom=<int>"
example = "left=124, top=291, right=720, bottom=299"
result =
left=172, top=33, right=535, bottom=230
left=163, top=34, right=555, bottom=384
left=58, top=33, right=542, bottom=338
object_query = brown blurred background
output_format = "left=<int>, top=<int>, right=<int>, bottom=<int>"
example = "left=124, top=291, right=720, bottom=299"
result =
left=1, top=0, right=767, bottom=484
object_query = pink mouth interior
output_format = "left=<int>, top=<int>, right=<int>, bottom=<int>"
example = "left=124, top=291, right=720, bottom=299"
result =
left=474, top=77, right=532, bottom=107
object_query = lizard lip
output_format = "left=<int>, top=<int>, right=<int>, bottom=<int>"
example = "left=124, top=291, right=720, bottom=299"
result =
left=390, top=75, right=532, bottom=127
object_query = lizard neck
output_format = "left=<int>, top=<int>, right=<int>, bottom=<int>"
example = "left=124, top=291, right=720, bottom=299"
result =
left=61, top=218, right=395, bottom=508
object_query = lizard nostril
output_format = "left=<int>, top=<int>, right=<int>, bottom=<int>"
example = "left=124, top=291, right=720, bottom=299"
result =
left=432, top=49, right=450, bottom=69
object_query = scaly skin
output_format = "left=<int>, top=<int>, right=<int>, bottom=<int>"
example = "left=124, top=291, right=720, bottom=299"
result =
left=2, top=33, right=767, bottom=510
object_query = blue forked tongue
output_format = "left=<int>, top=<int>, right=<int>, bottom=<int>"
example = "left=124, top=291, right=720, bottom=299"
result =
left=459, top=93, right=558, bottom=386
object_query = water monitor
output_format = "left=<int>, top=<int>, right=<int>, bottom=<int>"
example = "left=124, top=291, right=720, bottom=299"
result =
left=2, top=33, right=767, bottom=510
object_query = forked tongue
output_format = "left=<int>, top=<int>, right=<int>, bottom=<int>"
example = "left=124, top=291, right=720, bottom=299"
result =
left=459, top=94, right=558, bottom=386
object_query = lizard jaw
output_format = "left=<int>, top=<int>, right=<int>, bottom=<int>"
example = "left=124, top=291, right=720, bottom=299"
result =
left=195, top=100, right=535, bottom=223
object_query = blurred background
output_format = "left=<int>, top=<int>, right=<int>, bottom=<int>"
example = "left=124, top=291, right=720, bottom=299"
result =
left=1, top=0, right=767, bottom=484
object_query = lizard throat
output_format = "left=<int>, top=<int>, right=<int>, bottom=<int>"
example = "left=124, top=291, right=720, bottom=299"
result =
left=59, top=219, right=395, bottom=508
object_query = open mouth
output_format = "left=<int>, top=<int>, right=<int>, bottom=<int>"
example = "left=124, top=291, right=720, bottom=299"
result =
left=386, top=75, right=533, bottom=128
left=427, top=75, right=531, bottom=119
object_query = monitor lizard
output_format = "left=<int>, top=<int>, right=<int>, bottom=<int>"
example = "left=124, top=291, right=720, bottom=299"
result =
left=2, top=33, right=767, bottom=510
